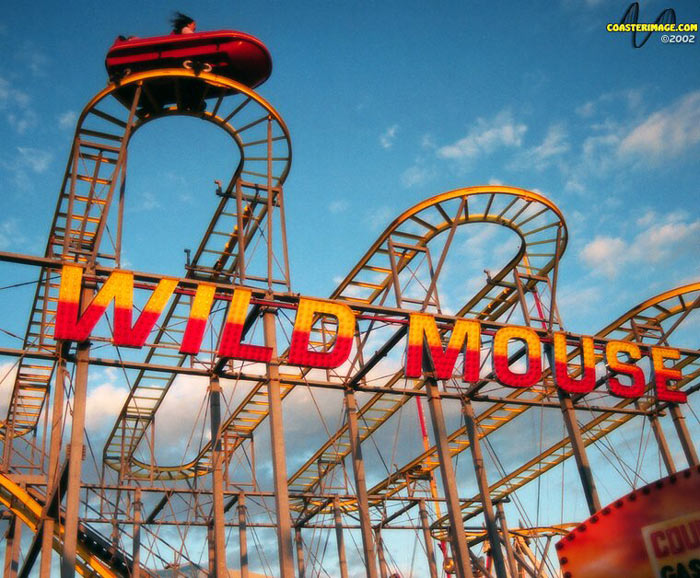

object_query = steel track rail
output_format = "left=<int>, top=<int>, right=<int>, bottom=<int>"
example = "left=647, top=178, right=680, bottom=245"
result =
left=0, top=471, right=119, bottom=577
left=120, top=186, right=567, bottom=482
left=281, top=187, right=568, bottom=508
left=408, top=283, right=700, bottom=537
left=1, top=70, right=291, bottom=455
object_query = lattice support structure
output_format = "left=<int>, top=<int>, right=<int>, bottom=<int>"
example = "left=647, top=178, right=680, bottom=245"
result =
left=0, top=61, right=698, bottom=578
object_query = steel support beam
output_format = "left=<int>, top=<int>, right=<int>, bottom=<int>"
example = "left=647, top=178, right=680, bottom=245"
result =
left=132, top=488, right=142, bottom=578
left=418, top=499, right=439, bottom=578
left=495, top=501, right=518, bottom=578
left=295, top=527, right=305, bottom=578
left=544, top=343, right=601, bottom=515
left=40, top=355, right=67, bottom=577
left=209, top=376, right=228, bottom=577
left=642, top=402, right=676, bottom=474
left=670, top=404, right=699, bottom=467
left=334, top=498, right=350, bottom=578
left=238, top=493, right=249, bottom=578
left=557, top=387, right=601, bottom=514
left=376, top=529, right=388, bottom=578
left=426, top=378, right=474, bottom=578
left=60, top=339, right=90, bottom=578
left=345, top=387, right=380, bottom=578
left=3, top=516, right=22, bottom=578
left=264, top=308, right=295, bottom=577
left=463, top=400, right=508, bottom=578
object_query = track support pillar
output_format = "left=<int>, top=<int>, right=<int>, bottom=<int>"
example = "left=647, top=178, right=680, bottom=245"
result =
left=345, top=386, right=380, bottom=578
left=426, top=378, right=473, bottom=578
left=334, top=498, right=350, bottom=578
left=463, top=399, right=508, bottom=578
left=418, top=499, right=439, bottom=578
left=132, top=487, right=142, bottom=578
left=295, top=527, right=306, bottom=578
left=670, top=405, right=699, bottom=467
left=238, top=493, right=249, bottom=578
left=3, top=515, right=22, bottom=578
left=263, top=308, right=295, bottom=577
left=209, top=375, right=228, bottom=577
left=40, top=355, right=67, bottom=577
left=60, top=338, right=90, bottom=578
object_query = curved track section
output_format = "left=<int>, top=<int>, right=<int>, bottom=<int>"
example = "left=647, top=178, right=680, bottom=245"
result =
left=423, top=282, right=700, bottom=538
left=285, top=186, right=567, bottom=510
left=2, top=70, right=291, bottom=454
left=0, top=473, right=117, bottom=577
left=118, top=185, right=566, bottom=481
left=100, top=70, right=291, bottom=477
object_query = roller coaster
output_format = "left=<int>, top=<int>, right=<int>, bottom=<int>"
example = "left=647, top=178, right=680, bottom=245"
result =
left=0, top=28, right=698, bottom=578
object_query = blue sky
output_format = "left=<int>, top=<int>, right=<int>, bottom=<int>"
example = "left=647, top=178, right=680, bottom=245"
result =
left=1, top=0, right=699, bottom=575
left=1, top=0, right=698, bottom=333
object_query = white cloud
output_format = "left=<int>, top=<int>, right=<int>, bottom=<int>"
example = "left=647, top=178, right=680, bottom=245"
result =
left=619, top=91, right=700, bottom=162
left=580, top=212, right=700, bottom=278
left=401, top=163, right=432, bottom=188
left=329, top=199, right=349, bottom=214
left=580, top=236, right=630, bottom=278
left=0, top=77, right=36, bottom=134
left=58, top=110, right=77, bottom=130
left=0, top=147, right=53, bottom=190
left=514, top=124, right=569, bottom=170
left=131, top=191, right=160, bottom=211
left=85, top=381, right=129, bottom=432
left=17, top=147, right=52, bottom=173
left=365, top=205, right=395, bottom=231
left=0, top=362, right=18, bottom=416
left=379, top=124, right=399, bottom=149
left=0, top=219, right=26, bottom=250
left=437, top=110, right=527, bottom=161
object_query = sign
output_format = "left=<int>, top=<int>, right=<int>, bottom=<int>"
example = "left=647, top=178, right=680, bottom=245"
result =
left=53, top=264, right=688, bottom=403
left=557, top=468, right=700, bottom=578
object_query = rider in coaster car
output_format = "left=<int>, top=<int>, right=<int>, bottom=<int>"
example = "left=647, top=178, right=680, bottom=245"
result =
left=171, top=12, right=197, bottom=34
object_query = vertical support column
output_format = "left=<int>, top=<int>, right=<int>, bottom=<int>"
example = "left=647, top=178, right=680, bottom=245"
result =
left=40, top=355, right=66, bottom=577
left=495, top=501, right=519, bottom=578
left=462, top=400, right=508, bottom=578
left=333, top=498, right=350, bottom=578
left=132, top=487, right=142, bottom=578
left=60, top=338, right=90, bottom=578
left=418, top=499, right=439, bottom=578
left=670, top=405, right=699, bottom=467
left=3, top=516, right=22, bottom=578
left=642, top=403, right=676, bottom=474
left=425, top=378, right=474, bottom=578
left=376, top=529, right=388, bottom=578
left=544, top=343, right=600, bottom=515
left=263, top=308, right=295, bottom=577
left=207, top=526, right=216, bottom=573
left=235, top=180, right=247, bottom=284
left=556, top=387, right=601, bottom=514
left=295, top=528, right=306, bottom=578
left=344, top=387, right=380, bottom=578
left=238, top=493, right=249, bottom=578
left=209, top=376, right=227, bottom=578
left=266, top=117, right=274, bottom=288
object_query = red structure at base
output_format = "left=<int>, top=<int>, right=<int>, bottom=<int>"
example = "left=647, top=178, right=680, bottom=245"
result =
left=557, top=467, right=700, bottom=578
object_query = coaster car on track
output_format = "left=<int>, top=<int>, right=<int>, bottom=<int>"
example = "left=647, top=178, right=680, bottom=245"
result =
left=105, top=30, right=272, bottom=104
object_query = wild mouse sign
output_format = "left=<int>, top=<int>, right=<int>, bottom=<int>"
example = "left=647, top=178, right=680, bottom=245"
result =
left=54, top=263, right=688, bottom=403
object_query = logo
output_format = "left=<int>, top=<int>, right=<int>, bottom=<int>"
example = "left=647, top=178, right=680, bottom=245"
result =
left=606, top=2, right=698, bottom=48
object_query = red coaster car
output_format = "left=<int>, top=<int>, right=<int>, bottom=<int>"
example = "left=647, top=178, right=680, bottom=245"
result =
left=105, top=30, right=272, bottom=89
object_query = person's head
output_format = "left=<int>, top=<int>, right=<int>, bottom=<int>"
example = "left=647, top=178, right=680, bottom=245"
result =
left=171, top=12, right=196, bottom=34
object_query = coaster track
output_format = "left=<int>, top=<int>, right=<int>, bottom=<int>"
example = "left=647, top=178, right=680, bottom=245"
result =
left=0, top=60, right=697, bottom=577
